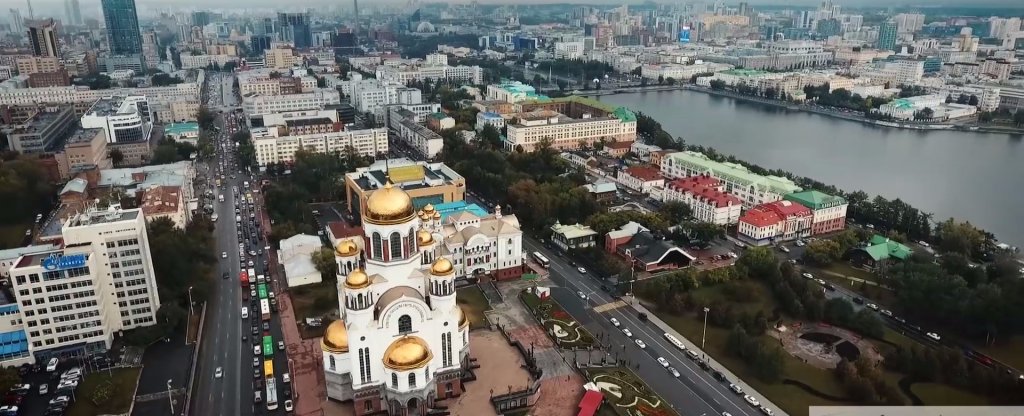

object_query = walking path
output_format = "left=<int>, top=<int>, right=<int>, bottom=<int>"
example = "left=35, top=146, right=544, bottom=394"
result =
left=625, top=296, right=789, bottom=416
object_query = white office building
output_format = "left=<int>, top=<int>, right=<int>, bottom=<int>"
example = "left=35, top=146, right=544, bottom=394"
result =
left=8, top=206, right=161, bottom=362
left=241, top=89, right=341, bottom=115
left=252, top=128, right=388, bottom=166
left=80, top=96, right=152, bottom=144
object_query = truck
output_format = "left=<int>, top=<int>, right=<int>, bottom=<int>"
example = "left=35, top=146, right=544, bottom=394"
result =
left=260, top=299, right=271, bottom=321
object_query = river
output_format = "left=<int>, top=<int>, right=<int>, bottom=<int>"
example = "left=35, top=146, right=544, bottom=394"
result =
left=599, top=90, right=1024, bottom=247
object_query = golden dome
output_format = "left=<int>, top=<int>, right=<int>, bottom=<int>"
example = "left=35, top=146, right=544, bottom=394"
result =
left=416, top=228, right=433, bottom=245
left=458, top=306, right=469, bottom=329
left=430, top=257, right=454, bottom=277
left=382, top=336, right=433, bottom=370
left=419, top=212, right=430, bottom=221
left=335, top=239, right=359, bottom=256
left=344, top=268, right=370, bottom=289
left=423, top=203, right=435, bottom=213
left=321, top=320, right=349, bottom=353
left=365, top=182, right=415, bottom=225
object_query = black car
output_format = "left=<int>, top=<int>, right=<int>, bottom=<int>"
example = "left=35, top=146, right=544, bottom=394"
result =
left=262, top=322, right=270, bottom=331
left=852, top=297, right=865, bottom=304
left=254, top=368, right=261, bottom=379
left=222, top=272, right=229, bottom=279
left=251, top=325, right=258, bottom=335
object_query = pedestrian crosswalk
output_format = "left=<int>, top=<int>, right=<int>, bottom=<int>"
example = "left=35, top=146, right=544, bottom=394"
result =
left=592, top=300, right=628, bottom=313
left=120, top=346, right=143, bottom=367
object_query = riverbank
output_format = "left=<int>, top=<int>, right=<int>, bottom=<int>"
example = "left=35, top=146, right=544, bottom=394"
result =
left=583, top=85, right=1024, bottom=135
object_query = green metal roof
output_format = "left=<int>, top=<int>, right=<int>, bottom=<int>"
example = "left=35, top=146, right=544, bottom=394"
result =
left=863, top=235, right=913, bottom=261
left=666, top=151, right=802, bottom=196
left=784, top=190, right=847, bottom=210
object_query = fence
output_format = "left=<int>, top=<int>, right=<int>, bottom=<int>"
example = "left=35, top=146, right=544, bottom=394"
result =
left=183, top=301, right=208, bottom=416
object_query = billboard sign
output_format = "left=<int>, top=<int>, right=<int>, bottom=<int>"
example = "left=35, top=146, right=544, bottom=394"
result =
left=42, top=253, right=87, bottom=271
left=679, top=26, right=691, bottom=43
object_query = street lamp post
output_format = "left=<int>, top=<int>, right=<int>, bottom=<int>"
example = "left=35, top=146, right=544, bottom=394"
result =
left=702, top=307, right=710, bottom=351
left=166, top=379, right=174, bottom=413
left=187, top=286, right=194, bottom=316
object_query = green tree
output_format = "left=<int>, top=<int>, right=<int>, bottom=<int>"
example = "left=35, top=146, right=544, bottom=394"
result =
left=934, top=218, right=985, bottom=256
left=803, top=239, right=843, bottom=265
left=109, top=148, right=125, bottom=166
left=197, top=106, right=216, bottom=130
left=657, top=201, right=692, bottom=224
left=478, top=124, right=502, bottom=149
left=311, top=248, right=338, bottom=281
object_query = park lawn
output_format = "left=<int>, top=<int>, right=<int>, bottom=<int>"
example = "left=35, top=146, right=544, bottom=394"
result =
left=685, top=280, right=775, bottom=315
left=290, top=279, right=339, bottom=339
left=67, top=367, right=142, bottom=416
left=583, top=367, right=678, bottom=416
left=656, top=310, right=848, bottom=416
left=911, top=382, right=991, bottom=406
left=823, top=263, right=882, bottom=285
left=977, top=336, right=1024, bottom=372
left=0, top=224, right=27, bottom=250
left=456, top=286, right=491, bottom=329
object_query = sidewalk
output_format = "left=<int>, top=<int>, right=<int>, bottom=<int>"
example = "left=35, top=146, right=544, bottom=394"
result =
left=624, top=296, right=789, bottom=416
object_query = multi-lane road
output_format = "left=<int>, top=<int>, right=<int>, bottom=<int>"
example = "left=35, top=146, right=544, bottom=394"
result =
left=190, top=73, right=292, bottom=416
left=521, top=237, right=772, bottom=416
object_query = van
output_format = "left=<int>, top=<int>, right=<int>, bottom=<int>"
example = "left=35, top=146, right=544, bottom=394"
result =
left=241, top=307, right=249, bottom=319
left=46, top=358, right=58, bottom=372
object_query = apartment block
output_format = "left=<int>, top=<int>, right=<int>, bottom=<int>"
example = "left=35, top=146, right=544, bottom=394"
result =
left=663, top=175, right=742, bottom=225
left=504, top=96, right=637, bottom=153
left=8, top=206, right=161, bottom=362
left=55, top=128, right=112, bottom=180
left=252, top=128, right=388, bottom=166
left=8, top=105, right=78, bottom=154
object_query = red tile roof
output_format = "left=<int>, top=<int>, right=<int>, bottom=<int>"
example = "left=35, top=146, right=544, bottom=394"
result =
left=668, top=175, right=740, bottom=208
left=139, top=186, right=181, bottom=216
left=327, top=221, right=363, bottom=239
left=761, top=200, right=812, bottom=218
left=740, top=208, right=782, bottom=228
left=624, top=165, right=662, bottom=182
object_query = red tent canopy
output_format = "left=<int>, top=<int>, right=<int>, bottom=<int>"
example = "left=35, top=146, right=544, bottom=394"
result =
left=577, top=389, right=604, bottom=416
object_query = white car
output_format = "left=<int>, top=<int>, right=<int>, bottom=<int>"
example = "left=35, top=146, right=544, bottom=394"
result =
left=744, top=394, right=760, bottom=407
left=866, top=303, right=879, bottom=311
left=284, top=400, right=294, bottom=411
left=622, top=328, right=633, bottom=337
left=729, top=383, right=744, bottom=395
left=221, top=252, right=227, bottom=258
left=38, top=384, right=48, bottom=395
left=657, top=357, right=669, bottom=367
left=635, top=339, right=647, bottom=349
left=577, top=267, right=587, bottom=274
left=254, top=345, right=261, bottom=355
left=668, top=367, right=680, bottom=377
left=282, top=372, right=291, bottom=383
left=759, top=405, right=774, bottom=415
left=816, top=278, right=827, bottom=286
left=880, top=309, right=893, bottom=317
left=215, top=367, right=223, bottom=378
left=926, top=332, right=941, bottom=341
left=610, top=318, right=620, bottom=327
left=577, top=291, right=587, bottom=299
left=801, top=273, right=813, bottom=279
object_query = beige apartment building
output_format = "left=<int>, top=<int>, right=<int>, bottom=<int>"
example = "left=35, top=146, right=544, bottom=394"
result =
left=15, top=56, right=62, bottom=75
left=55, top=128, right=112, bottom=179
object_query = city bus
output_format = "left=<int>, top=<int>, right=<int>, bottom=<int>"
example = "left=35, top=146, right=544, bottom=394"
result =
left=531, top=252, right=550, bottom=268
left=266, top=375, right=279, bottom=411
left=262, top=335, right=274, bottom=357
left=257, top=284, right=268, bottom=300
left=260, top=299, right=271, bottom=321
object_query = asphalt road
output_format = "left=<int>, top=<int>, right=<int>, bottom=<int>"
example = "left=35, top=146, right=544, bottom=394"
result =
left=522, top=237, right=766, bottom=416
left=190, top=85, right=294, bottom=415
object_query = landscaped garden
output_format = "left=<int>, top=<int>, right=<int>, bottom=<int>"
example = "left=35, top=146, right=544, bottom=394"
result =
left=583, top=367, right=678, bottom=416
left=521, top=289, right=596, bottom=349
left=67, top=367, right=142, bottom=416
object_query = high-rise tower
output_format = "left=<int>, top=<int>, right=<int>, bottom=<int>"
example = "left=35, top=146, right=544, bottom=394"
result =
left=101, top=0, right=144, bottom=68
left=27, top=18, right=59, bottom=57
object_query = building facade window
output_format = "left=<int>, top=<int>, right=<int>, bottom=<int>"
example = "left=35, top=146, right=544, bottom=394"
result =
left=398, top=315, right=412, bottom=334
left=391, top=372, right=398, bottom=388
left=371, top=232, right=383, bottom=260
left=389, top=232, right=403, bottom=260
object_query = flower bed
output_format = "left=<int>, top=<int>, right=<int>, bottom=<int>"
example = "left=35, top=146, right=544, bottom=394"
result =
left=583, top=367, right=679, bottom=416
left=521, top=290, right=596, bottom=349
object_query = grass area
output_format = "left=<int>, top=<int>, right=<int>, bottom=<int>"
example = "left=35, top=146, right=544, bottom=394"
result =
left=67, top=367, right=142, bottom=416
left=456, top=286, right=491, bottom=329
left=583, top=367, right=678, bottom=416
left=655, top=307, right=849, bottom=416
left=911, top=382, right=991, bottom=406
left=290, top=279, right=339, bottom=339
left=520, top=290, right=596, bottom=349
left=823, top=263, right=882, bottom=285
left=977, top=336, right=1024, bottom=371
left=812, top=264, right=899, bottom=307
left=0, top=224, right=28, bottom=250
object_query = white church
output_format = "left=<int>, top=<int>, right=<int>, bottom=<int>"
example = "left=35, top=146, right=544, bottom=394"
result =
left=322, top=182, right=522, bottom=415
